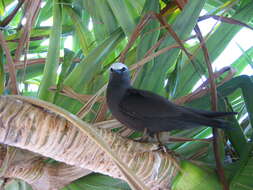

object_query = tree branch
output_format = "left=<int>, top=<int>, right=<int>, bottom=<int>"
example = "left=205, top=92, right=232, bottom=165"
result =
left=0, top=96, right=179, bottom=189
left=0, top=32, right=19, bottom=94
left=0, top=0, right=25, bottom=27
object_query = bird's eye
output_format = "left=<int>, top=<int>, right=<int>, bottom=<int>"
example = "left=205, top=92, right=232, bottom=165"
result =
left=120, top=67, right=126, bottom=72
left=110, top=68, right=114, bottom=72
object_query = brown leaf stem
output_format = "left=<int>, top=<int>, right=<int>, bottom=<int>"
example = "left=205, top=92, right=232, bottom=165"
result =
left=194, top=24, right=229, bottom=190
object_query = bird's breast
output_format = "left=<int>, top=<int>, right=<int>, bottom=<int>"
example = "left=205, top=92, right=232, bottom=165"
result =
left=106, top=94, right=143, bottom=132
left=106, top=84, right=147, bottom=132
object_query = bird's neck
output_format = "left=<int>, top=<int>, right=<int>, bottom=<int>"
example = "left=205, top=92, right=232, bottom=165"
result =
left=107, top=79, right=130, bottom=95
left=108, top=74, right=131, bottom=89
left=106, top=77, right=131, bottom=105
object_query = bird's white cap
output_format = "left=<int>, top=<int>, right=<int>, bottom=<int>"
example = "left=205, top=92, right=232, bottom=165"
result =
left=110, top=62, right=128, bottom=70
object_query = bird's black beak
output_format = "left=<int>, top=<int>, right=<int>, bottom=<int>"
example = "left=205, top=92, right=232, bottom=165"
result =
left=110, top=68, right=123, bottom=74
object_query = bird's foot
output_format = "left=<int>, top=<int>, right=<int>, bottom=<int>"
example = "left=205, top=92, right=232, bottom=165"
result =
left=134, top=136, right=149, bottom=143
left=133, top=128, right=151, bottom=143
left=154, top=143, right=179, bottom=157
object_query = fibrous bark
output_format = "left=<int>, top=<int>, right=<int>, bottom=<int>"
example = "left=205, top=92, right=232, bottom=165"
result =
left=0, top=145, right=91, bottom=190
left=0, top=96, right=179, bottom=189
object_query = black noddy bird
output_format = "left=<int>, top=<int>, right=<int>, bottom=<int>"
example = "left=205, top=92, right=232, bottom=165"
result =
left=106, top=63, right=236, bottom=137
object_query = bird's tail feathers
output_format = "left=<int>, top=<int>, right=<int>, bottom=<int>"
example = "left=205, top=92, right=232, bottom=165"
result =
left=210, top=119, right=234, bottom=130
left=183, top=106, right=237, bottom=118
left=203, top=111, right=237, bottom=118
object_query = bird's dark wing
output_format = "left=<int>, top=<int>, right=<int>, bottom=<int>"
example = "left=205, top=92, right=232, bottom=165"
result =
left=119, top=88, right=181, bottom=118
left=118, top=88, right=233, bottom=132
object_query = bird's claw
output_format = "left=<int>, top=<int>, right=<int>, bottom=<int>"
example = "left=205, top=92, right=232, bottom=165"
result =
left=153, top=143, right=179, bottom=157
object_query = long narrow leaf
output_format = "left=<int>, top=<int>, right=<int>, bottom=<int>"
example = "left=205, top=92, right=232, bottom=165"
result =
left=64, top=5, right=90, bottom=55
left=140, top=0, right=206, bottom=94
left=107, top=0, right=136, bottom=37
left=38, top=0, right=62, bottom=101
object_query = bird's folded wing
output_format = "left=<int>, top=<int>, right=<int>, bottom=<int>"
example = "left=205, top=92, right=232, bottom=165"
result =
left=119, top=88, right=181, bottom=118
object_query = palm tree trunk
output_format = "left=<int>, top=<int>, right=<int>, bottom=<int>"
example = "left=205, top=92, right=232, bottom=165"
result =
left=0, top=96, right=179, bottom=189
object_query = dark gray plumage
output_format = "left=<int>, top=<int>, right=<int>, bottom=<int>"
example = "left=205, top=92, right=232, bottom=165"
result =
left=106, top=63, right=236, bottom=137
